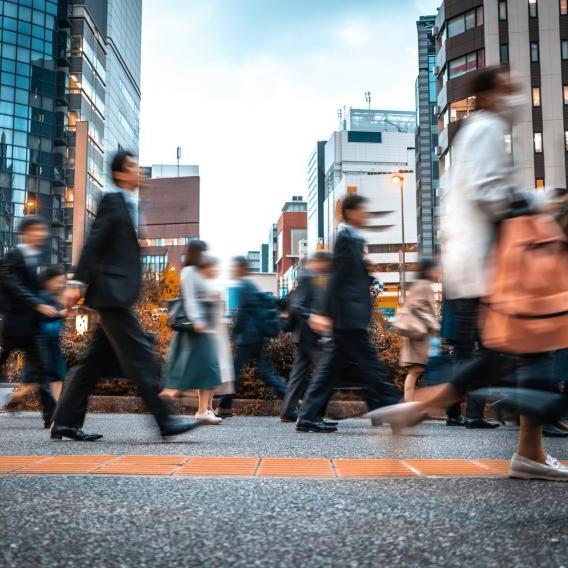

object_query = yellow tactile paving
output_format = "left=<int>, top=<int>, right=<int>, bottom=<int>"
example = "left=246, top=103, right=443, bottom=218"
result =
left=0, top=456, right=516, bottom=478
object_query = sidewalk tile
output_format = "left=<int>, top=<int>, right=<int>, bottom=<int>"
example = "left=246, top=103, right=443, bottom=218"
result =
left=93, top=463, right=180, bottom=475
left=112, top=455, right=190, bottom=465
left=475, top=460, right=510, bottom=475
left=333, top=459, right=418, bottom=478
left=404, top=459, right=493, bottom=476
left=176, top=457, right=259, bottom=476
left=0, top=456, right=49, bottom=473
left=257, top=458, right=335, bottom=478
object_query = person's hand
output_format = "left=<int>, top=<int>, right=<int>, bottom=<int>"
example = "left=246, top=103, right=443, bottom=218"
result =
left=193, top=323, right=207, bottom=334
left=309, top=314, right=332, bottom=335
left=62, top=287, right=82, bottom=308
left=36, top=304, right=59, bottom=318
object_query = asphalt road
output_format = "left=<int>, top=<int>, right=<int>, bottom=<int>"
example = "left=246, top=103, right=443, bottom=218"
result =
left=1, top=414, right=568, bottom=567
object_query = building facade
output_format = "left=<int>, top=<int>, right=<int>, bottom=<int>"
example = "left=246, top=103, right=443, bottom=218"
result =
left=306, top=140, right=326, bottom=253
left=267, top=222, right=277, bottom=273
left=416, top=15, right=440, bottom=257
left=138, top=164, right=200, bottom=274
left=260, top=243, right=270, bottom=272
left=434, top=0, right=568, bottom=195
left=246, top=250, right=260, bottom=273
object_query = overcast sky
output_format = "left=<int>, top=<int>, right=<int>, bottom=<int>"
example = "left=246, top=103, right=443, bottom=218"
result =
left=139, top=0, right=440, bottom=260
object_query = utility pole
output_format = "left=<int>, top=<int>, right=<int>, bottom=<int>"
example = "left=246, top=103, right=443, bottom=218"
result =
left=365, top=91, right=371, bottom=109
left=176, top=146, right=181, bottom=177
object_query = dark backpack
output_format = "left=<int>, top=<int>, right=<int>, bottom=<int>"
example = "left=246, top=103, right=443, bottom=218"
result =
left=255, top=291, right=281, bottom=338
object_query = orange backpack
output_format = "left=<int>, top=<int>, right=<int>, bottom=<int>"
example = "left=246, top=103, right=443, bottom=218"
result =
left=481, top=214, right=568, bottom=354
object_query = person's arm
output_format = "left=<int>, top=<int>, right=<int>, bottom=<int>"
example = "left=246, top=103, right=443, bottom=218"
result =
left=0, top=252, right=42, bottom=309
left=323, top=233, right=353, bottom=317
left=182, top=267, right=207, bottom=328
left=292, top=275, right=313, bottom=322
left=73, top=194, right=117, bottom=285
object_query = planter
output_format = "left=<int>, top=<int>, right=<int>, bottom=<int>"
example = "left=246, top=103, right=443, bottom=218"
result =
left=0, top=382, right=18, bottom=407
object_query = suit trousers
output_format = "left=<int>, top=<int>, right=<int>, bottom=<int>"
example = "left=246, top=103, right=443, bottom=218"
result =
left=0, top=334, right=56, bottom=421
left=299, top=330, right=401, bottom=422
left=217, top=341, right=287, bottom=410
left=53, top=308, right=170, bottom=429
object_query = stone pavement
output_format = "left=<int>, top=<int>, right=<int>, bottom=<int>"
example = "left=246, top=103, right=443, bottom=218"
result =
left=2, top=413, right=568, bottom=567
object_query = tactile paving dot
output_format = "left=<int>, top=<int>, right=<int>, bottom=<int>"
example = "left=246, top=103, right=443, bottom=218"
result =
left=404, top=459, right=493, bottom=476
left=333, top=459, right=418, bottom=478
left=92, top=464, right=180, bottom=475
left=256, top=458, right=334, bottom=478
left=176, top=457, right=259, bottom=476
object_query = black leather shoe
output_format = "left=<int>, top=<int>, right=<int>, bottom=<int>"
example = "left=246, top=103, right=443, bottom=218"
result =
left=160, top=418, right=202, bottom=438
left=543, top=424, right=568, bottom=438
left=464, top=418, right=500, bottom=429
left=50, top=425, right=103, bottom=441
left=322, top=418, right=339, bottom=427
left=446, top=416, right=465, bottom=427
left=280, top=414, right=298, bottom=423
left=44, top=418, right=53, bottom=429
left=296, top=419, right=337, bottom=433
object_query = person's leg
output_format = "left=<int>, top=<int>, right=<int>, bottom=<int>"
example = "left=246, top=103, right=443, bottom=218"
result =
left=53, top=326, right=110, bottom=428
left=404, top=367, right=421, bottom=402
left=98, top=308, right=171, bottom=428
left=517, top=416, right=546, bottom=463
left=197, top=389, right=210, bottom=414
left=24, top=335, right=56, bottom=422
left=280, top=344, right=312, bottom=418
left=207, top=390, right=215, bottom=411
left=217, top=343, right=251, bottom=411
left=255, top=343, right=288, bottom=399
left=51, top=381, right=63, bottom=400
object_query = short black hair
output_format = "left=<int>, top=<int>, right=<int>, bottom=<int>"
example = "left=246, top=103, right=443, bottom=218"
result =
left=18, top=215, right=48, bottom=234
left=470, top=65, right=506, bottom=97
left=111, top=150, right=136, bottom=180
left=233, top=256, right=249, bottom=270
left=417, top=258, right=438, bottom=281
left=40, top=266, right=64, bottom=287
left=341, top=194, right=367, bottom=221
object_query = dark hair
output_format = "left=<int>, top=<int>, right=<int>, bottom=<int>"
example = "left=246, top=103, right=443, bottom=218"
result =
left=341, top=194, right=368, bottom=222
left=233, top=256, right=249, bottom=270
left=111, top=150, right=136, bottom=181
left=418, top=258, right=438, bottom=281
left=40, top=266, right=64, bottom=287
left=183, top=239, right=208, bottom=267
left=18, top=215, right=48, bottom=234
left=470, top=65, right=506, bottom=98
left=199, top=255, right=218, bottom=270
left=312, top=251, right=333, bottom=262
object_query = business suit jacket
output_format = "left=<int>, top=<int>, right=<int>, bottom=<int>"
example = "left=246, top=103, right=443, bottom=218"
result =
left=232, top=279, right=263, bottom=346
left=291, top=269, right=326, bottom=347
left=75, top=191, right=141, bottom=309
left=0, top=247, right=42, bottom=337
left=325, top=225, right=374, bottom=331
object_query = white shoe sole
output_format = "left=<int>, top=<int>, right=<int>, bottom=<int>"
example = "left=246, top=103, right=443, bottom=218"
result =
left=509, top=470, right=568, bottom=482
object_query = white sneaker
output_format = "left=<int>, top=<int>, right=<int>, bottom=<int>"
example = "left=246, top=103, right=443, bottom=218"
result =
left=510, top=453, right=568, bottom=481
left=195, top=410, right=222, bottom=425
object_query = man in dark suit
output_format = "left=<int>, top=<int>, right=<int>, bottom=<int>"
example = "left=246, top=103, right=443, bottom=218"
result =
left=51, top=151, right=200, bottom=441
left=216, top=256, right=287, bottom=417
left=280, top=251, right=334, bottom=422
left=0, top=216, right=58, bottom=426
left=296, top=194, right=401, bottom=433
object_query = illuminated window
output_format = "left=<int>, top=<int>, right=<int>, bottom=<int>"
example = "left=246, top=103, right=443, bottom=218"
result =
left=529, top=0, right=538, bottom=18
left=534, top=132, right=543, bottom=153
left=532, top=87, right=541, bottom=107
left=536, top=179, right=545, bottom=190
left=562, top=0, right=568, bottom=15
left=564, top=85, right=568, bottom=104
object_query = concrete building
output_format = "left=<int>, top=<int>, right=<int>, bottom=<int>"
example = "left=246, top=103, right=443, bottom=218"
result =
left=246, top=250, right=260, bottom=273
left=276, top=196, right=307, bottom=296
left=138, top=164, right=200, bottom=273
left=260, top=243, right=270, bottom=273
left=306, top=140, right=326, bottom=253
left=267, top=223, right=277, bottom=273
left=434, top=0, right=568, bottom=194
left=416, top=15, right=440, bottom=256
left=322, top=108, right=418, bottom=295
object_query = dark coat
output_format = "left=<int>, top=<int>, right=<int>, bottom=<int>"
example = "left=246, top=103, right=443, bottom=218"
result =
left=324, top=226, right=374, bottom=331
left=75, top=191, right=142, bottom=309
left=0, top=247, right=42, bottom=338
left=291, top=269, right=326, bottom=346
left=232, top=279, right=263, bottom=346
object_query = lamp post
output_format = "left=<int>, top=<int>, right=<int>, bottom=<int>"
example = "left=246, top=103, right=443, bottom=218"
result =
left=391, top=173, right=406, bottom=303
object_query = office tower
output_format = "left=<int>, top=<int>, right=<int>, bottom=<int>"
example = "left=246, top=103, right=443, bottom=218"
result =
left=416, top=15, right=439, bottom=256
left=306, top=140, right=326, bottom=253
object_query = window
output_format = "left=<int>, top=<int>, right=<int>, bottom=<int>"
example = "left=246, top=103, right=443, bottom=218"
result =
left=565, top=131, right=568, bottom=152
left=564, top=85, right=568, bottom=104
left=562, top=0, right=568, bottom=15
left=562, top=40, right=568, bottom=60
left=534, top=132, right=543, bottom=153
left=536, top=178, right=545, bottom=190
left=532, top=87, right=541, bottom=107
left=529, top=0, right=538, bottom=18
left=500, top=44, right=510, bottom=64
left=448, top=49, right=484, bottom=79
left=447, top=8, right=483, bottom=39
left=476, top=6, right=484, bottom=26
left=530, top=42, right=539, bottom=63
left=367, top=244, right=418, bottom=254
left=499, top=0, right=508, bottom=20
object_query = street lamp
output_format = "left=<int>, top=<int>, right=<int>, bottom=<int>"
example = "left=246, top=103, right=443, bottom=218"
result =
left=391, top=173, right=406, bottom=304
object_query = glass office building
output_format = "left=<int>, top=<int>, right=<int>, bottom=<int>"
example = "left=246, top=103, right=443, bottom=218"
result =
left=0, top=0, right=69, bottom=261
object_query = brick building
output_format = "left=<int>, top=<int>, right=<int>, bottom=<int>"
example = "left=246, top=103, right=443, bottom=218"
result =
left=138, top=165, right=200, bottom=273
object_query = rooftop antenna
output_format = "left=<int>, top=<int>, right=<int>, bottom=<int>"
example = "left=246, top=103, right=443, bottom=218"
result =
left=365, top=91, right=372, bottom=110
left=337, top=108, right=343, bottom=130
left=176, top=146, right=181, bottom=177
left=343, top=105, right=347, bottom=130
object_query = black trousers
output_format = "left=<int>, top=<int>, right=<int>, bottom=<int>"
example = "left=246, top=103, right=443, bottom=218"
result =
left=0, top=334, right=56, bottom=421
left=217, top=341, right=287, bottom=410
left=280, top=342, right=323, bottom=418
left=53, top=308, right=170, bottom=429
left=298, top=330, right=401, bottom=422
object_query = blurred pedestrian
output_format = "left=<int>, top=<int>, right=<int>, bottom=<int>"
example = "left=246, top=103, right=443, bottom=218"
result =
left=51, top=150, right=200, bottom=441
left=398, top=258, right=440, bottom=402
left=216, top=256, right=287, bottom=417
left=280, top=251, right=336, bottom=424
left=296, top=194, right=401, bottom=433
left=0, top=216, right=58, bottom=427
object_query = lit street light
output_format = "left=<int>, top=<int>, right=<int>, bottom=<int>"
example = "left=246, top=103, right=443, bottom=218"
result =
left=391, top=173, right=406, bottom=304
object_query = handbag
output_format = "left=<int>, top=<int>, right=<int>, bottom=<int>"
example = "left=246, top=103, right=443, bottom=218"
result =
left=167, top=298, right=196, bottom=333
left=391, top=305, right=429, bottom=340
